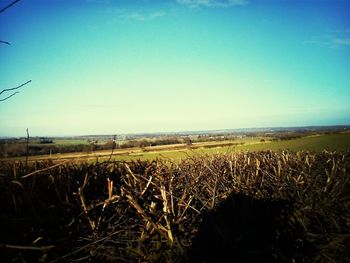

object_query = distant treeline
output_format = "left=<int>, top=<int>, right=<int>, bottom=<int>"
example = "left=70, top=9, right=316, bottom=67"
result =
left=0, top=137, right=185, bottom=158
left=0, top=143, right=92, bottom=158
left=120, top=137, right=183, bottom=149
left=1, top=131, right=341, bottom=158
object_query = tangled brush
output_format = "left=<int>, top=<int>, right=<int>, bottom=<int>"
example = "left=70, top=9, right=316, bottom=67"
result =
left=0, top=150, right=349, bottom=262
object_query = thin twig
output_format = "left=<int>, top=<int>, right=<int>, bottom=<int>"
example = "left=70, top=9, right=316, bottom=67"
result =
left=0, top=80, right=31, bottom=96
left=140, top=174, right=153, bottom=197
left=25, top=128, right=29, bottom=166
left=0, top=40, right=10, bottom=45
left=107, top=135, right=117, bottom=163
left=0, top=0, right=20, bottom=13
left=0, top=91, right=18, bottom=101
left=0, top=80, right=32, bottom=102
left=1, top=244, right=55, bottom=251
left=49, top=230, right=123, bottom=262
left=160, top=184, right=174, bottom=243
left=21, top=161, right=69, bottom=179
left=78, top=174, right=95, bottom=231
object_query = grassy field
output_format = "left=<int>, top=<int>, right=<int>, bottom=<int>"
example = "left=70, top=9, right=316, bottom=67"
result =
left=92, top=132, right=350, bottom=163
left=210, top=132, right=350, bottom=153
left=1, top=132, right=350, bottom=262
left=4, top=132, right=350, bottom=163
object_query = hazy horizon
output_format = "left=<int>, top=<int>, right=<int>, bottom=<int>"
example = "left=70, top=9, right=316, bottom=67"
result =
left=1, top=0, right=350, bottom=137
left=1, top=123, right=349, bottom=138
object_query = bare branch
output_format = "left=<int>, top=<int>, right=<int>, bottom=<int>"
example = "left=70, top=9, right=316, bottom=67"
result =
left=25, top=128, right=29, bottom=166
left=0, top=80, right=31, bottom=102
left=0, top=80, right=31, bottom=101
left=0, top=40, right=10, bottom=45
left=21, top=161, right=69, bottom=179
left=0, top=1, right=29, bottom=102
left=1, top=1, right=21, bottom=45
left=0, top=0, right=20, bottom=14
left=0, top=80, right=31, bottom=96
left=0, top=244, right=55, bottom=251
left=0, top=91, right=19, bottom=102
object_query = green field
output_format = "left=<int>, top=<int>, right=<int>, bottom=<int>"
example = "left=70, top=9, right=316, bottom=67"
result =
left=6, top=132, right=350, bottom=163
left=53, top=139, right=88, bottom=145
left=215, top=132, right=350, bottom=152
left=93, top=132, right=350, bottom=163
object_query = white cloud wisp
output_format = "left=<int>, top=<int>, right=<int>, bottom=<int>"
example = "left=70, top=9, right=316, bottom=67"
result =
left=176, top=0, right=248, bottom=8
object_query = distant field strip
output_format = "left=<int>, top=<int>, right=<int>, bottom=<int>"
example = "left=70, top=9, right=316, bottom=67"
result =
left=3, top=132, right=350, bottom=163
left=235, top=132, right=350, bottom=152
left=84, top=132, right=350, bottom=162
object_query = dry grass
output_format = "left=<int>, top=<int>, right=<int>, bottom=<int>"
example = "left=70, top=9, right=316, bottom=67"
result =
left=0, top=150, right=349, bottom=262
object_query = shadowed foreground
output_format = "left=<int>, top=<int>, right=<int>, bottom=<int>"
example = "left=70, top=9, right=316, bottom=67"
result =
left=0, top=150, right=349, bottom=262
left=186, top=193, right=312, bottom=263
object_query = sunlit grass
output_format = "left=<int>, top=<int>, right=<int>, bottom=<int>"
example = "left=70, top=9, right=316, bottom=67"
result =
left=98, top=132, right=350, bottom=163
left=7, top=132, right=350, bottom=164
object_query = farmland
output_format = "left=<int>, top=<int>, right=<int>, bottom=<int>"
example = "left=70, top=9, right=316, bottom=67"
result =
left=3, top=131, right=349, bottom=163
left=1, top=128, right=350, bottom=262
left=1, top=150, right=349, bottom=262
left=99, top=132, right=350, bottom=162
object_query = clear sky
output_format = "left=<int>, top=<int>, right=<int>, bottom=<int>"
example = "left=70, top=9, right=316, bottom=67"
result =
left=0, top=0, right=349, bottom=136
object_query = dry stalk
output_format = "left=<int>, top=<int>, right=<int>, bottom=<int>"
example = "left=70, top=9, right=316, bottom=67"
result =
left=52, top=229, right=124, bottom=262
left=78, top=174, right=95, bottom=231
left=126, top=194, right=168, bottom=235
left=1, top=244, right=55, bottom=251
left=140, top=174, right=153, bottom=197
left=21, top=161, right=69, bottom=179
left=124, top=163, right=138, bottom=187
left=160, top=184, right=174, bottom=244
left=178, top=195, right=194, bottom=220
left=1, top=150, right=349, bottom=262
left=211, top=174, right=218, bottom=209
left=96, top=178, right=120, bottom=230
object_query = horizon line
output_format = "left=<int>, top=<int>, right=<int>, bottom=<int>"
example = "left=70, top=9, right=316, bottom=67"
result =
left=1, top=124, right=349, bottom=139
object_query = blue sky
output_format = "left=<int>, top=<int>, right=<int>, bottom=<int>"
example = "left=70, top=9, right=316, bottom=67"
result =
left=0, top=0, right=349, bottom=136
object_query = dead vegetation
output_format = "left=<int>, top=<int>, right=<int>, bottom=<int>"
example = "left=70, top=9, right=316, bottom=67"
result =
left=0, top=150, right=349, bottom=262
